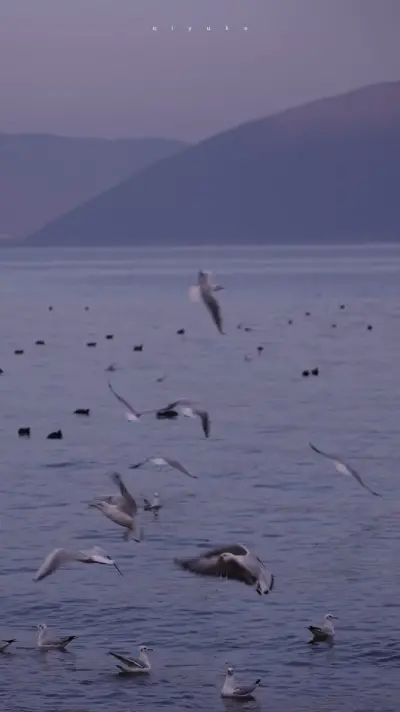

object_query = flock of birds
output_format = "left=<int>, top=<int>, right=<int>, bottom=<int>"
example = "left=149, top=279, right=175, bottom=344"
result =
left=1, top=270, right=383, bottom=702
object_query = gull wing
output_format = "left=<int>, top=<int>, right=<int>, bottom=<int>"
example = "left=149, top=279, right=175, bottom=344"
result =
left=34, top=548, right=76, bottom=581
left=108, top=381, right=139, bottom=417
left=309, top=442, right=381, bottom=497
left=233, top=682, right=259, bottom=697
left=159, top=457, right=197, bottom=479
left=175, top=546, right=254, bottom=584
left=109, top=651, right=144, bottom=668
left=110, top=473, right=137, bottom=516
left=193, top=409, right=210, bottom=438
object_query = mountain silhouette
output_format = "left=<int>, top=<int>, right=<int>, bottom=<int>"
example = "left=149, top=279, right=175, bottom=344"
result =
left=0, top=133, right=186, bottom=238
left=25, top=81, right=400, bottom=246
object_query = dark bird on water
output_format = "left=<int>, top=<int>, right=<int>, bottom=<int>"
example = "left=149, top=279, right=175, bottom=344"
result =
left=105, top=334, right=114, bottom=340
left=86, top=342, right=96, bottom=348
left=18, top=427, right=31, bottom=438
left=14, top=350, right=24, bottom=355
left=311, top=367, right=319, bottom=376
left=302, top=370, right=310, bottom=377
left=74, top=409, right=90, bottom=416
left=35, top=340, right=45, bottom=345
left=177, top=328, right=185, bottom=335
left=133, top=344, right=143, bottom=352
left=47, top=430, right=63, bottom=440
left=175, top=544, right=274, bottom=596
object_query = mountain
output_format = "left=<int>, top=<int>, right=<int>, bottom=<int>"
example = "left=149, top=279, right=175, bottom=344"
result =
left=26, top=81, right=400, bottom=246
left=0, top=133, right=186, bottom=238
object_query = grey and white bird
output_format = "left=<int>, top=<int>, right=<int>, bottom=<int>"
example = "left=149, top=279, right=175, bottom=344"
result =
left=130, top=456, right=197, bottom=479
left=189, top=270, right=225, bottom=334
left=221, top=667, right=261, bottom=699
left=89, top=473, right=141, bottom=542
left=143, top=492, right=162, bottom=515
left=34, top=545, right=122, bottom=581
left=308, top=613, right=338, bottom=645
left=109, top=646, right=153, bottom=674
left=309, top=442, right=381, bottom=497
left=0, top=639, right=16, bottom=653
left=157, top=399, right=210, bottom=438
left=108, top=380, right=141, bottom=421
left=37, top=623, right=76, bottom=651
left=175, top=544, right=274, bottom=596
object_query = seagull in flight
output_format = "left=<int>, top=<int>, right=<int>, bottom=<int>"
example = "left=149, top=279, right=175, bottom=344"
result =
left=89, top=473, right=141, bottom=541
left=143, top=492, right=163, bottom=515
left=108, top=380, right=142, bottom=421
left=189, top=270, right=225, bottom=334
left=309, top=442, right=381, bottom=497
left=175, top=544, right=274, bottom=596
left=130, top=456, right=197, bottom=479
left=157, top=399, right=210, bottom=438
left=34, top=545, right=122, bottom=581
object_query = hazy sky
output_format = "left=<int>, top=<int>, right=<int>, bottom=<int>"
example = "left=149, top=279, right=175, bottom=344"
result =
left=0, top=0, right=399, bottom=141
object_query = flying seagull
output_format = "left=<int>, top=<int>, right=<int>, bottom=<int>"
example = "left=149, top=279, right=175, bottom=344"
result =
left=37, top=623, right=76, bottom=651
left=309, top=442, right=381, bottom=497
left=189, top=270, right=225, bottom=334
left=109, top=646, right=153, bottom=674
left=189, top=271, right=224, bottom=302
left=34, top=546, right=122, bottom=581
left=221, top=667, right=261, bottom=700
left=143, top=492, right=162, bottom=515
left=158, top=399, right=210, bottom=438
left=0, top=639, right=16, bottom=653
left=175, top=544, right=274, bottom=595
left=308, top=613, right=337, bottom=646
left=130, top=456, right=197, bottom=479
left=108, top=380, right=141, bottom=421
left=89, top=472, right=141, bottom=541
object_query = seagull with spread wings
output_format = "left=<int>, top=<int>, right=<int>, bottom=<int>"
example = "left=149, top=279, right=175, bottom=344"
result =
left=175, top=544, right=274, bottom=596
left=309, top=442, right=381, bottom=497
left=89, top=473, right=141, bottom=541
left=189, top=270, right=225, bottom=334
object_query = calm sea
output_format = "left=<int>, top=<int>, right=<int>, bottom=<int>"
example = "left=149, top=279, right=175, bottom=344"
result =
left=0, top=245, right=400, bottom=712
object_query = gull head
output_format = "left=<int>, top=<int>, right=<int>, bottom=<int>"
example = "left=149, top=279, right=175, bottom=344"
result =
left=220, top=552, right=236, bottom=563
left=37, top=623, right=47, bottom=632
left=140, top=645, right=153, bottom=652
left=325, top=613, right=338, bottom=621
left=227, top=667, right=234, bottom=676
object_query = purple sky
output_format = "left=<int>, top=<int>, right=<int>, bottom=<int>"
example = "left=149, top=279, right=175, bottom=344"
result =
left=0, top=0, right=399, bottom=141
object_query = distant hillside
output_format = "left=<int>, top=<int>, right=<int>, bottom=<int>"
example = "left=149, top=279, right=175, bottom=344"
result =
left=26, top=81, right=400, bottom=246
left=0, top=133, right=186, bottom=237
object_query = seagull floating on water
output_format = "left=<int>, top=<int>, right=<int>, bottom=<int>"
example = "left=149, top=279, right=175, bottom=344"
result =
left=89, top=473, right=141, bottom=542
left=37, top=623, right=76, bottom=651
left=175, top=544, right=274, bottom=596
left=130, top=456, right=197, bottom=479
left=34, top=545, right=122, bottom=581
left=308, top=613, right=337, bottom=645
left=309, top=442, right=381, bottom=497
left=109, top=646, right=153, bottom=674
left=221, top=667, right=261, bottom=699
left=189, top=270, right=225, bottom=334
left=0, top=639, right=16, bottom=653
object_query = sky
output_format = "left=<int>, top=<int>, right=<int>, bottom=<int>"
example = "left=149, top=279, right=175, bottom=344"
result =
left=0, top=0, right=400, bottom=141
